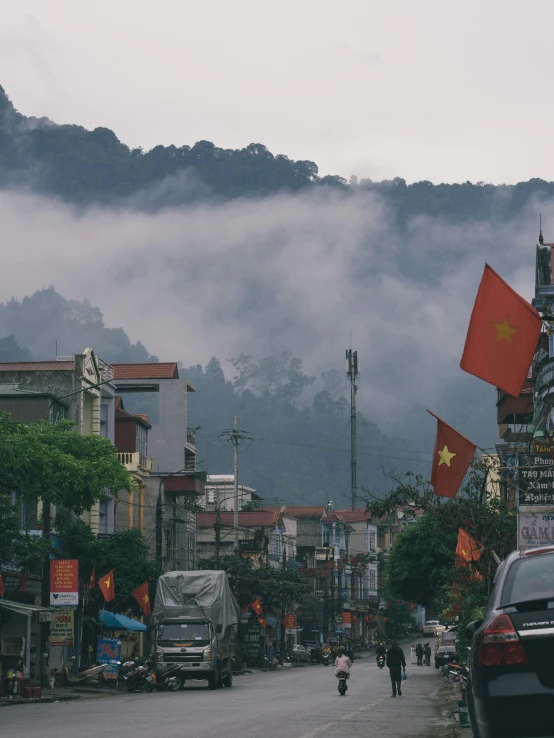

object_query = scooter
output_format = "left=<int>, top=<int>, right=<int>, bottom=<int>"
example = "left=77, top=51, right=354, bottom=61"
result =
left=322, top=653, right=330, bottom=667
left=156, top=663, right=185, bottom=691
left=126, top=661, right=154, bottom=693
left=336, top=670, right=349, bottom=696
left=377, top=654, right=386, bottom=670
left=54, top=655, right=107, bottom=687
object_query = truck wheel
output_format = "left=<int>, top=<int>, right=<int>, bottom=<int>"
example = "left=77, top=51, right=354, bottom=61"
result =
left=208, top=669, right=219, bottom=690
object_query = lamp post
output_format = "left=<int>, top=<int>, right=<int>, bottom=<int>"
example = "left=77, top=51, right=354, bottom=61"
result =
left=156, top=468, right=190, bottom=567
left=213, top=493, right=248, bottom=567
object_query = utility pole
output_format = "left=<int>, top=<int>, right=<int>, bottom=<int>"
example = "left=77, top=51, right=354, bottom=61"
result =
left=218, top=417, right=252, bottom=557
left=346, top=349, right=359, bottom=511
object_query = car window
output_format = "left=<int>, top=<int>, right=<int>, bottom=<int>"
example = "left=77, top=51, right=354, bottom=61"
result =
left=501, top=553, right=554, bottom=605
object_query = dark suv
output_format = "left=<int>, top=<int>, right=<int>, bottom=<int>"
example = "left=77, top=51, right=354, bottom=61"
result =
left=467, top=546, right=554, bottom=738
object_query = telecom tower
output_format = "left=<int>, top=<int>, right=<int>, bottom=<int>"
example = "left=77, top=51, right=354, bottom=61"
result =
left=346, top=349, right=359, bottom=511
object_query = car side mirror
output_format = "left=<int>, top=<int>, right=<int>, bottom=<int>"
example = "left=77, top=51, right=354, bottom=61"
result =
left=465, top=620, right=482, bottom=639
left=216, top=624, right=223, bottom=634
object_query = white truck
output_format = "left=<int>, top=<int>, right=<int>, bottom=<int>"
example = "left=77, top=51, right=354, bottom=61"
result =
left=152, top=570, right=239, bottom=690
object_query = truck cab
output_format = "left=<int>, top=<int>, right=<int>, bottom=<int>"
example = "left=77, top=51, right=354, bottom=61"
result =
left=154, top=616, right=235, bottom=689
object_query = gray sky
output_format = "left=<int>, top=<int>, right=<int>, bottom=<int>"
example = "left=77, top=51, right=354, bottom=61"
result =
left=1, top=0, right=552, bottom=184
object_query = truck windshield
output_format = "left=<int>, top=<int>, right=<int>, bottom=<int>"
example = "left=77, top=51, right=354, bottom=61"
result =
left=158, top=623, right=211, bottom=645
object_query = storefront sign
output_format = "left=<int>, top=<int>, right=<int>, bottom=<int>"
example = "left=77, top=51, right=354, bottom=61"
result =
left=284, top=614, right=297, bottom=634
left=517, top=454, right=554, bottom=506
left=342, top=611, right=352, bottom=629
left=518, top=511, right=554, bottom=549
left=50, top=559, right=79, bottom=606
left=96, top=637, right=122, bottom=680
left=50, top=608, right=75, bottom=647
left=243, top=623, right=261, bottom=661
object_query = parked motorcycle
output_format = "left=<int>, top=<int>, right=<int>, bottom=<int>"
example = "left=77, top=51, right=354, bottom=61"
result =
left=336, top=670, right=349, bottom=696
left=156, top=663, right=185, bottom=691
left=125, top=661, right=154, bottom=693
left=54, top=656, right=107, bottom=687
left=377, top=654, right=386, bottom=670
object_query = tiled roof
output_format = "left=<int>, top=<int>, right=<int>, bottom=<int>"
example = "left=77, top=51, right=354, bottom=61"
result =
left=0, top=361, right=74, bottom=371
left=112, top=363, right=179, bottom=379
left=263, top=506, right=326, bottom=519
left=197, top=511, right=280, bottom=528
left=115, top=399, right=152, bottom=428
left=333, top=509, right=372, bottom=522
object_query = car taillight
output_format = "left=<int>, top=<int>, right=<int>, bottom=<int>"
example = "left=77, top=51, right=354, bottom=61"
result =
left=479, top=613, right=528, bottom=666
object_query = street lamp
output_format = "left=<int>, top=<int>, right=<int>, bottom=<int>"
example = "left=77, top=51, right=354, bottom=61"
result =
left=213, top=493, right=248, bottom=567
left=156, top=468, right=190, bottom=566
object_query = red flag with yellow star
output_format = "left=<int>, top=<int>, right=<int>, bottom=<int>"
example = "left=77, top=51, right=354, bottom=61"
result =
left=98, top=570, right=115, bottom=602
left=428, top=411, right=476, bottom=498
left=460, top=264, right=542, bottom=397
left=132, top=581, right=151, bottom=616
left=455, top=528, right=482, bottom=565
left=250, top=598, right=263, bottom=615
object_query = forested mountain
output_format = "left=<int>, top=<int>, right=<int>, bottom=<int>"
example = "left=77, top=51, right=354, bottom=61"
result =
left=2, top=83, right=554, bottom=219
left=0, top=289, right=425, bottom=504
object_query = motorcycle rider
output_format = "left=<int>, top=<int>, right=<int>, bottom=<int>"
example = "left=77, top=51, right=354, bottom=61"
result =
left=322, top=643, right=331, bottom=665
left=375, top=641, right=387, bottom=665
left=334, top=646, right=352, bottom=676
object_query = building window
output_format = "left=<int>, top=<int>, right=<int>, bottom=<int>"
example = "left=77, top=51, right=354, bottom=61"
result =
left=368, top=568, right=377, bottom=591
left=136, top=424, right=149, bottom=466
left=368, top=530, right=376, bottom=551
left=207, top=489, right=216, bottom=504
left=323, top=531, right=330, bottom=547
left=100, top=402, right=109, bottom=439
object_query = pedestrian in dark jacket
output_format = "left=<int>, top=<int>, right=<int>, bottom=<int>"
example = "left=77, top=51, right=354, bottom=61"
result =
left=415, top=643, right=423, bottom=666
left=386, top=640, right=406, bottom=697
left=424, top=643, right=432, bottom=666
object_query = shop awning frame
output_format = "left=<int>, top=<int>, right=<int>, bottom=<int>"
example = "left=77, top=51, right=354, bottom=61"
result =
left=98, top=611, right=147, bottom=632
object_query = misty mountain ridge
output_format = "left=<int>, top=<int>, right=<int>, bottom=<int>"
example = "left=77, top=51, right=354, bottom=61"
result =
left=2, top=83, right=554, bottom=219
left=0, top=288, right=428, bottom=505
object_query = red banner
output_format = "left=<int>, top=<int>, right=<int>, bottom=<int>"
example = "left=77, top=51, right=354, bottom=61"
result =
left=284, top=614, right=297, bottom=631
left=342, top=611, right=352, bottom=624
left=50, top=559, right=79, bottom=606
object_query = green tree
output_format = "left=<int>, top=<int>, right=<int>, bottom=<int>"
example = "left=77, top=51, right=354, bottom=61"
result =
left=198, top=555, right=309, bottom=613
left=56, top=516, right=162, bottom=616
left=366, top=458, right=516, bottom=658
left=0, top=414, right=132, bottom=513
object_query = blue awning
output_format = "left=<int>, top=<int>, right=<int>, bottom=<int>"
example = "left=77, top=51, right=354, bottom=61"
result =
left=98, top=611, right=147, bottom=632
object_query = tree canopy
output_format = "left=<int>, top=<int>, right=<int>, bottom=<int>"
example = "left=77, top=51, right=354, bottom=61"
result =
left=2, top=84, right=554, bottom=219
left=0, top=414, right=132, bottom=512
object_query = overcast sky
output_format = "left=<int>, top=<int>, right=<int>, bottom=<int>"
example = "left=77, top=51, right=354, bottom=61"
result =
left=1, top=0, right=552, bottom=184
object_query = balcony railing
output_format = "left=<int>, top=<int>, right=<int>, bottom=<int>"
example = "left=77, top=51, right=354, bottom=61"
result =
left=117, top=452, right=152, bottom=473
left=186, top=427, right=196, bottom=447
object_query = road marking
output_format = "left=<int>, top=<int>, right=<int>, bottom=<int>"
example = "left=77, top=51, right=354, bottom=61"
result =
left=295, top=695, right=389, bottom=738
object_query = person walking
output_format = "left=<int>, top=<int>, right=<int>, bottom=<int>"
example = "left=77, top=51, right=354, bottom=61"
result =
left=386, top=640, right=406, bottom=697
left=415, top=642, right=423, bottom=666
left=424, top=643, right=432, bottom=666
left=410, top=644, right=417, bottom=665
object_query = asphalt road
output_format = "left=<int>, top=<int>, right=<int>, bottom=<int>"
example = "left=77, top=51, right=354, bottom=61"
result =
left=2, top=652, right=444, bottom=738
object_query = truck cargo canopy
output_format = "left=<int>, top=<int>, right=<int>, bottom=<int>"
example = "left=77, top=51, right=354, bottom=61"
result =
left=152, top=570, right=240, bottom=637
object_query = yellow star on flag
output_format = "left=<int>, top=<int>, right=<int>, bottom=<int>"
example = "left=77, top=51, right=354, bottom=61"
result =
left=493, top=316, right=518, bottom=343
left=437, top=444, right=456, bottom=468
left=143, top=594, right=149, bottom=604
left=105, top=578, right=111, bottom=588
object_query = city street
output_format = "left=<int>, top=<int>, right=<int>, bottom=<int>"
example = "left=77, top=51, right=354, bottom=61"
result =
left=2, top=654, right=445, bottom=738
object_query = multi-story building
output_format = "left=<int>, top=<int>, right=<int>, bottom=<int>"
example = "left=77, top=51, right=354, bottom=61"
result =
left=196, top=510, right=296, bottom=568
left=0, top=350, right=118, bottom=534
left=114, top=396, right=153, bottom=532
left=203, top=475, right=262, bottom=510
left=111, top=363, right=204, bottom=569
